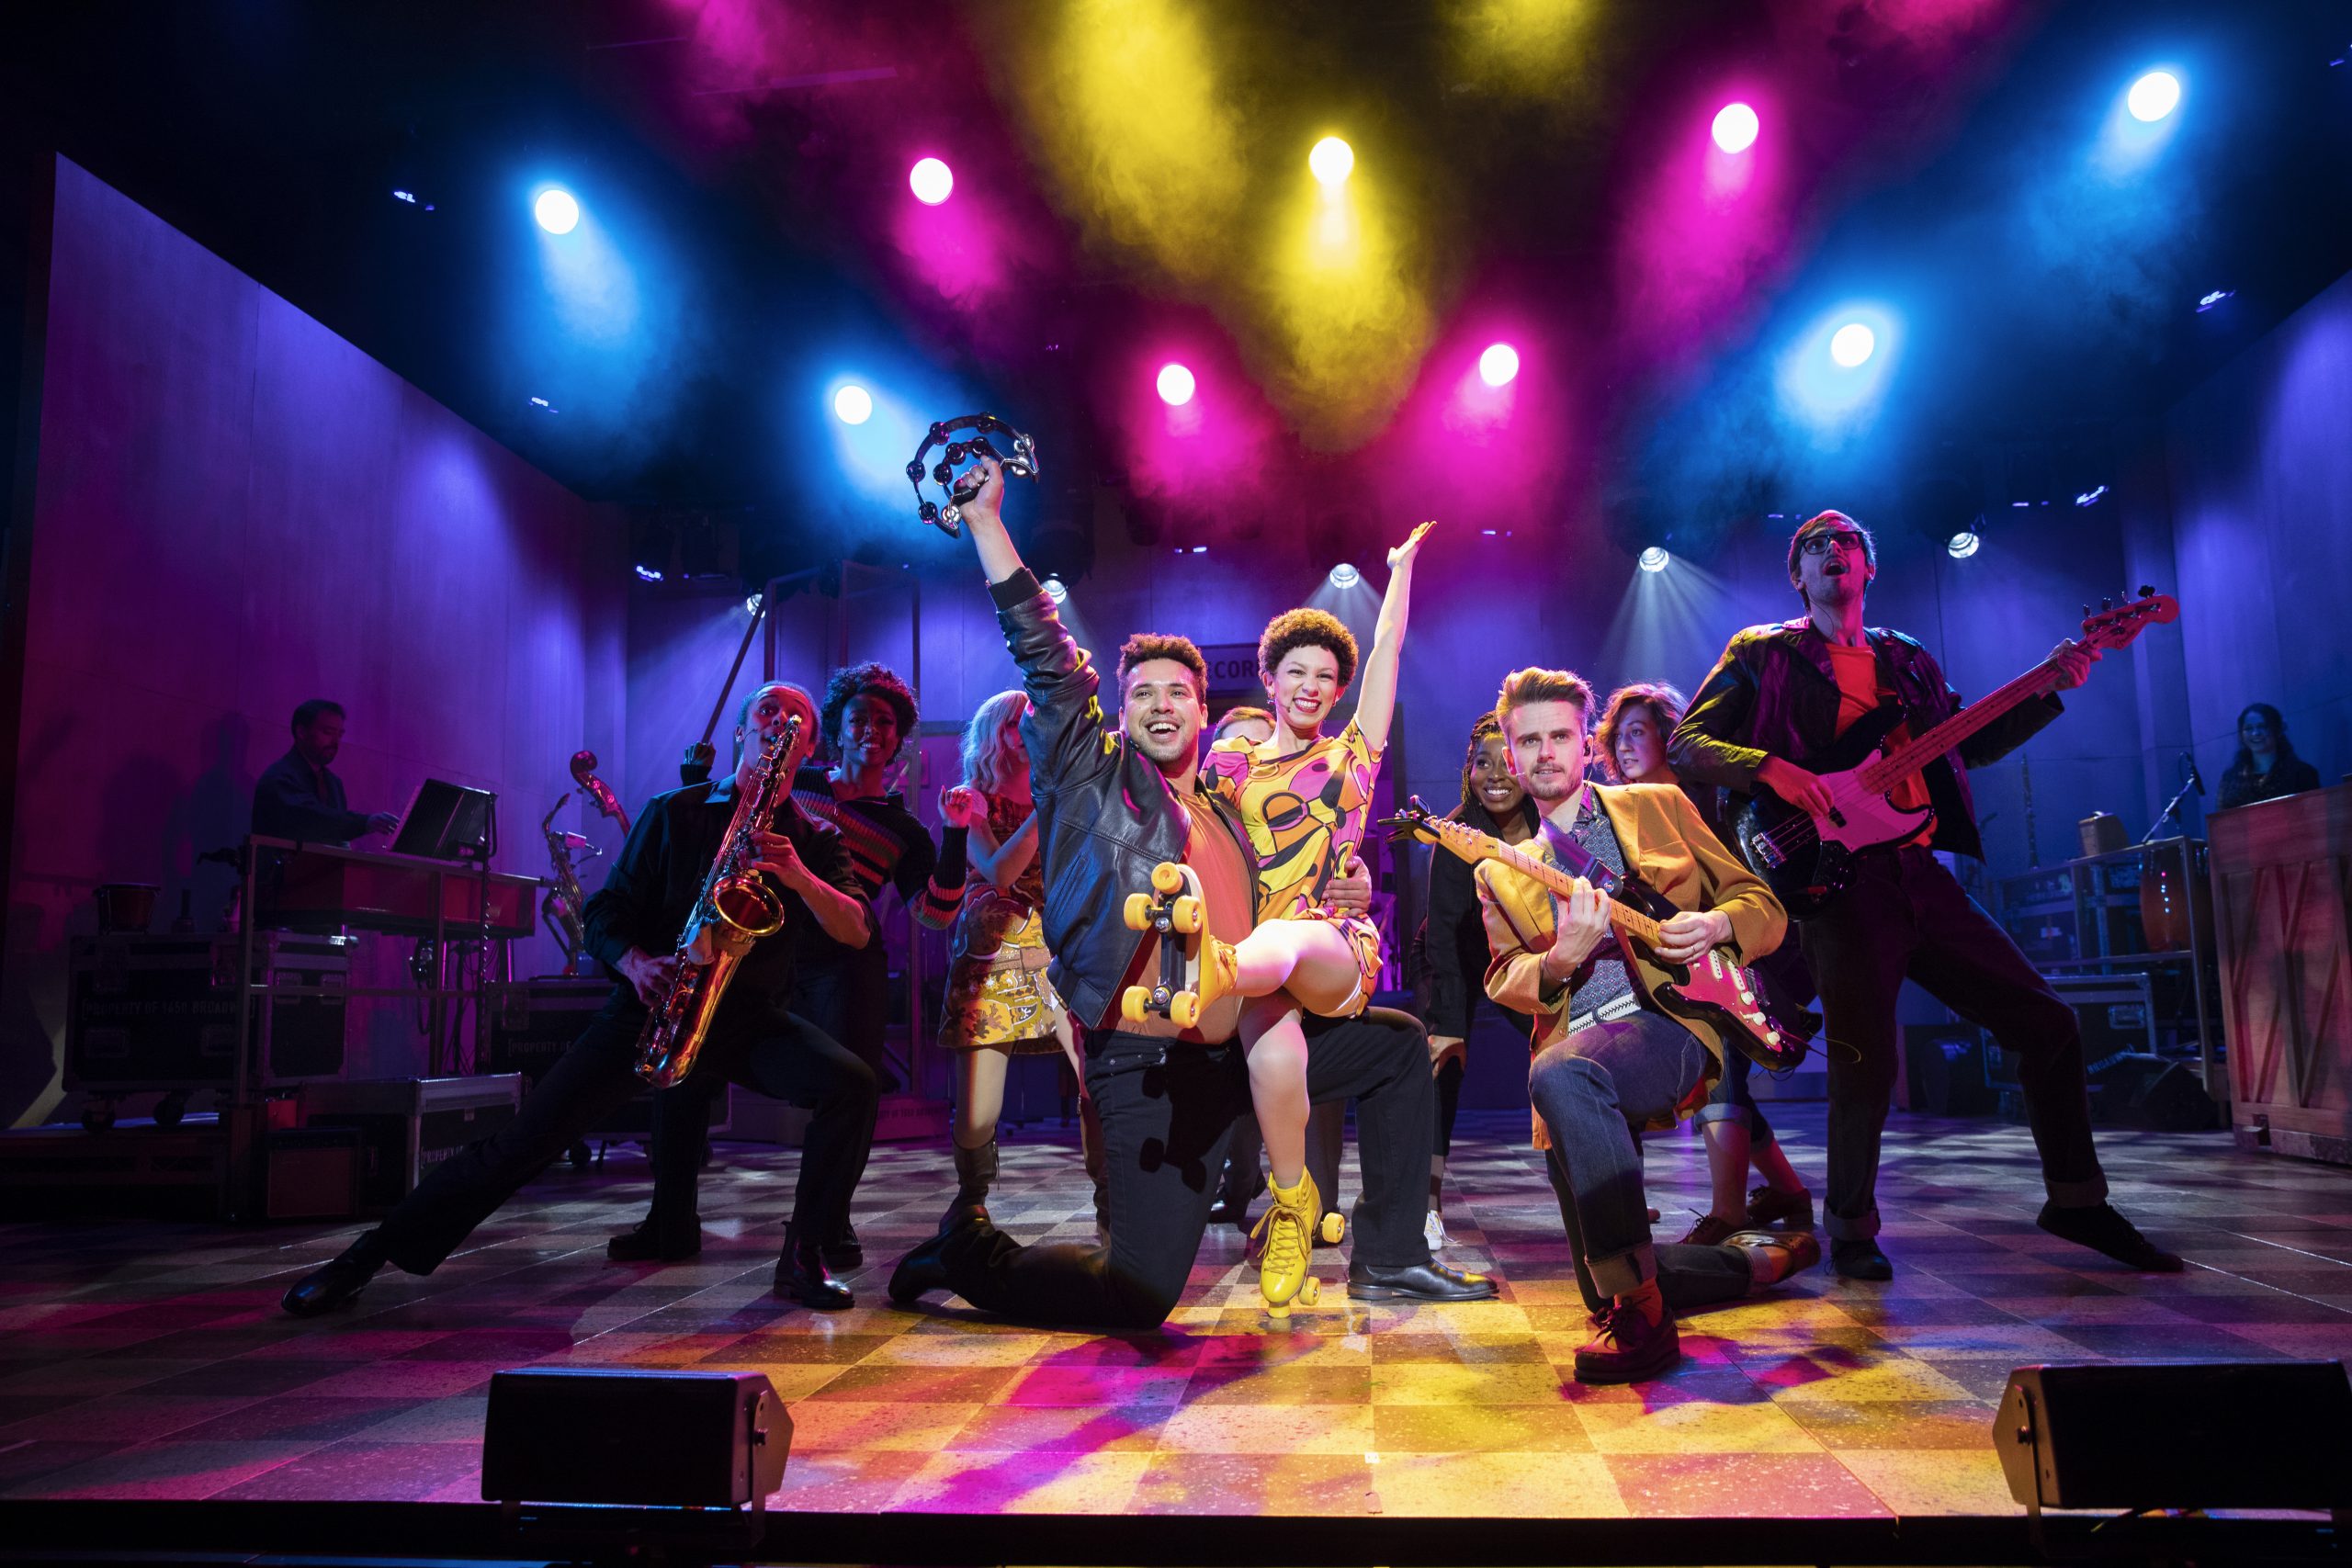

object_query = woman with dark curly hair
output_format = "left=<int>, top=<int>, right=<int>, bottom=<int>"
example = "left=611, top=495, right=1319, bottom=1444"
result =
left=2217, top=703, right=2322, bottom=810
left=1408, top=711, right=1536, bottom=1249
left=1195, top=521, right=1435, bottom=1314
left=1597, top=680, right=1814, bottom=1245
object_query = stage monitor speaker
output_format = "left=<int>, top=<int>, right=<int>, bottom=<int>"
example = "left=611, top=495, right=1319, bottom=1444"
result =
left=481, top=1368, right=788, bottom=1509
left=1996, top=1360, right=2352, bottom=1512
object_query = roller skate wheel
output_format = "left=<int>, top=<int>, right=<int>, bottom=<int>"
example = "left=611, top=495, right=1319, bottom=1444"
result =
left=1150, top=862, right=1187, bottom=897
left=1168, top=991, right=1203, bottom=1031
left=1296, top=1277, right=1319, bottom=1307
left=1124, top=893, right=1154, bottom=931
left=1318, top=1212, right=1346, bottom=1246
left=1120, top=987, right=1151, bottom=1024
left=1169, top=895, right=1203, bottom=935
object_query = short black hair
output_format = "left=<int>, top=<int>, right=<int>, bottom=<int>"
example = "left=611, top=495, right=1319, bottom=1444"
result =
left=1258, top=608, right=1359, bottom=689
left=290, top=699, right=344, bottom=735
left=1117, top=634, right=1208, bottom=700
left=819, top=661, right=918, bottom=763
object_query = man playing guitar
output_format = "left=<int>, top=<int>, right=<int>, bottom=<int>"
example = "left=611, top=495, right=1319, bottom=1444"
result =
left=1671, top=510, right=2180, bottom=1280
left=1474, top=667, right=1815, bottom=1382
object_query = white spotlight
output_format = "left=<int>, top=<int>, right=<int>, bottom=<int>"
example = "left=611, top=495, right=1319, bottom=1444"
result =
left=1477, top=344, right=1521, bottom=388
left=1156, top=363, right=1196, bottom=406
left=1308, top=136, right=1354, bottom=187
left=744, top=594, right=763, bottom=616
left=1947, top=530, right=1980, bottom=559
left=534, top=188, right=581, bottom=234
left=1829, top=322, right=1876, bottom=367
left=1711, top=103, right=1760, bottom=154
left=909, top=157, right=955, bottom=206
left=1043, top=576, right=1069, bottom=604
left=833, top=385, right=874, bottom=425
left=2127, top=70, right=2181, bottom=123
left=1329, top=562, right=1361, bottom=589
left=1639, top=547, right=1669, bottom=573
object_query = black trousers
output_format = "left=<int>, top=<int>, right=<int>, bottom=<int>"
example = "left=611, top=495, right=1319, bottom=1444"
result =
left=372, top=994, right=875, bottom=1274
left=936, top=1006, right=1436, bottom=1330
left=1804, top=845, right=2106, bottom=1241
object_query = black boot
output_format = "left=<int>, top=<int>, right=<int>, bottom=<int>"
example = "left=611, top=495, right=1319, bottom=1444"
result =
left=890, top=1209, right=987, bottom=1304
left=606, top=1216, right=702, bottom=1263
left=281, top=1231, right=388, bottom=1317
left=940, top=1138, right=998, bottom=1232
left=775, top=1224, right=854, bottom=1309
left=823, top=1220, right=863, bottom=1271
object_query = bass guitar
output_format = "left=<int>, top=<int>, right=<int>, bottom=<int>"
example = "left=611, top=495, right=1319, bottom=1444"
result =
left=1384, top=796, right=1804, bottom=1072
left=1730, top=589, right=2177, bottom=918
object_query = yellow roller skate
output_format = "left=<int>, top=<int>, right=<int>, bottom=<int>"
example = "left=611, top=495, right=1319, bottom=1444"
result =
left=1251, top=1168, right=1322, bottom=1318
left=1118, top=862, right=1237, bottom=1030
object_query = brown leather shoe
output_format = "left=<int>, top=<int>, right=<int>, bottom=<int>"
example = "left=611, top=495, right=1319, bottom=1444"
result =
left=1745, top=1184, right=1815, bottom=1229
left=1675, top=1213, right=1738, bottom=1247
left=1571, top=1282, right=1680, bottom=1384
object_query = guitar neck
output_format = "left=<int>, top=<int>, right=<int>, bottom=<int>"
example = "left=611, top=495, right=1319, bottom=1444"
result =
left=1859, top=657, right=2060, bottom=793
left=1482, top=838, right=1663, bottom=948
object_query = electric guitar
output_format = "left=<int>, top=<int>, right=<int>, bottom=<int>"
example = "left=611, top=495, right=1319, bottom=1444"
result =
left=1384, top=797, right=1804, bottom=1073
left=1731, top=589, right=2178, bottom=918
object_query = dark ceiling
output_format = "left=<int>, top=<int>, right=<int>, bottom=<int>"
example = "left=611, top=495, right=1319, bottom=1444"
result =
left=10, top=1, right=2350, bottom=581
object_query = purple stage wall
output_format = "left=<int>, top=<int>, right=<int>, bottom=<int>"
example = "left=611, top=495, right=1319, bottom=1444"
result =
left=3, top=159, right=627, bottom=1127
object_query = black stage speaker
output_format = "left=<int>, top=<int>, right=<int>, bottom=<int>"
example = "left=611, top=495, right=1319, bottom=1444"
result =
left=1996, top=1361, right=2352, bottom=1512
left=1903, top=1023, right=1992, bottom=1115
left=481, top=1368, right=789, bottom=1509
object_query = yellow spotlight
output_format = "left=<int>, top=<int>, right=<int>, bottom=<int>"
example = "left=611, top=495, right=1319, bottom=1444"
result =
left=1308, top=136, right=1354, bottom=187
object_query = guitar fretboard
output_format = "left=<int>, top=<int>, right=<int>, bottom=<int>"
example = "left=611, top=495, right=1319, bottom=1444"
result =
left=1859, top=660, right=2059, bottom=794
left=1477, top=836, right=1665, bottom=948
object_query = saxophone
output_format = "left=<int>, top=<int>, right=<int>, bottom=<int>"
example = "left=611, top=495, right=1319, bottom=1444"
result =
left=635, top=714, right=801, bottom=1089
left=539, top=796, right=591, bottom=976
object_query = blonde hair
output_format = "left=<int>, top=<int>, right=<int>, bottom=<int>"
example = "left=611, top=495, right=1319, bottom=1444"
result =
left=1494, top=667, right=1596, bottom=734
left=960, top=690, right=1030, bottom=795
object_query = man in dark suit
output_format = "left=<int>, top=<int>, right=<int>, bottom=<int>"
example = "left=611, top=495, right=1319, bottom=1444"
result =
left=252, top=699, right=400, bottom=846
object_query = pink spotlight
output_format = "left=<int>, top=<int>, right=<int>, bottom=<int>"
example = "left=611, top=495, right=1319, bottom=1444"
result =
left=909, top=157, right=954, bottom=206
left=1711, top=102, right=1759, bottom=154
left=1477, top=344, right=1521, bottom=388
left=1156, top=363, right=1197, bottom=406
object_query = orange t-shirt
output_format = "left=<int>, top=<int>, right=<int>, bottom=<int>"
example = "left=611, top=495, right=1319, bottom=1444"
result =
left=1824, top=642, right=1933, bottom=837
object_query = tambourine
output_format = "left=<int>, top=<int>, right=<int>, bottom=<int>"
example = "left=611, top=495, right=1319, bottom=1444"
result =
left=905, top=413, right=1038, bottom=537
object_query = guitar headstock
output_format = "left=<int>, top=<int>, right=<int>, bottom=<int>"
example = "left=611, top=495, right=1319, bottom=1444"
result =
left=2079, top=587, right=2179, bottom=652
left=1379, top=796, right=1501, bottom=867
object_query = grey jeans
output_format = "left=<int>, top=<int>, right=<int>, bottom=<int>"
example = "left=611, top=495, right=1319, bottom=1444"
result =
left=1529, top=1010, right=1713, bottom=1299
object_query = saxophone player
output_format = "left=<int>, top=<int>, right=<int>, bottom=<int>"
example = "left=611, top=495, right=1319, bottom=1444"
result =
left=281, top=682, right=882, bottom=1316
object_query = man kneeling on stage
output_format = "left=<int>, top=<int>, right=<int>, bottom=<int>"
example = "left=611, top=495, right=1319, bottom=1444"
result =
left=1478, top=667, right=1815, bottom=1382
left=282, top=682, right=881, bottom=1316
left=888, top=457, right=1493, bottom=1328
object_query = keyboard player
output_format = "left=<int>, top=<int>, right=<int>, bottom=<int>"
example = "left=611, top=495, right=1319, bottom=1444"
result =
left=253, top=699, right=401, bottom=847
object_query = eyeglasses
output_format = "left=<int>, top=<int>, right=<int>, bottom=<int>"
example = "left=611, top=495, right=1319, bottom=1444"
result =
left=1797, top=531, right=1868, bottom=558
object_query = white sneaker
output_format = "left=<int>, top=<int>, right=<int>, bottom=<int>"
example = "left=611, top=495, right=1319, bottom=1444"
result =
left=1423, top=1209, right=1448, bottom=1251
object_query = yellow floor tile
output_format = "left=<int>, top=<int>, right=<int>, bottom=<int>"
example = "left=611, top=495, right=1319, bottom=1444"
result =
left=892, top=1450, right=1151, bottom=1514
left=1367, top=1450, right=1627, bottom=1517
left=782, top=1399, right=981, bottom=1451
left=1577, top=1396, right=1824, bottom=1454
left=1835, top=1448, right=2027, bottom=1515
left=1373, top=1402, right=1594, bottom=1454
left=1369, top=1361, right=1571, bottom=1405
left=1156, top=1400, right=1374, bottom=1454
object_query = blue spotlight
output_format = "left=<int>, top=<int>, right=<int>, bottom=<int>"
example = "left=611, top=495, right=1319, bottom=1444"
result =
left=2075, top=485, right=2109, bottom=508
left=528, top=395, right=558, bottom=412
left=2127, top=71, right=2181, bottom=122
left=1329, top=562, right=1360, bottom=589
left=1947, top=530, right=1980, bottom=559
left=1829, top=322, right=1876, bottom=368
left=1639, top=547, right=1670, bottom=573
left=833, top=385, right=875, bottom=425
left=633, top=563, right=663, bottom=582
left=2197, top=288, right=2234, bottom=312
left=534, top=187, right=582, bottom=235
left=1043, top=576, right=1069, bottom=604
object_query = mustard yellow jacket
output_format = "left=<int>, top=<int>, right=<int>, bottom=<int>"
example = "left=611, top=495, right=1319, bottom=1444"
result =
left=1474, top=782, right=1788, bottom=1142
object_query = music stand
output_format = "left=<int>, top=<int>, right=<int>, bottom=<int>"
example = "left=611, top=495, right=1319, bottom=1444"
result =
left=392, top=779, right=498, bottom=861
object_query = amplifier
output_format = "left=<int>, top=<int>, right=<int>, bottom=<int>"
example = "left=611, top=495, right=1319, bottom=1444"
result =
left=301, top=1075, right=523, bottom=1213
left=66, top=934, right=351, bottom=1091
left=1989, top=973, right=2155, bottom=1089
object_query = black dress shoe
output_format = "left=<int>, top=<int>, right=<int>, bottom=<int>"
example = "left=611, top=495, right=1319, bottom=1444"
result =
left=605, top=1220, right=702, bottom=1263
left=2037, top=1201, right=2184, bottom=1271
left=1831, top=1238, right=1894, bottom=1280
left=1346, top=1258, right=1498, bottom=1303
left=775, top=1227, right=854, bottom=1309
left=889, top=1211, right=987, bottom=1303
left=1206, top=1192, right=1252, bottom=1233
left=281, top=1235, right=386, bottom=1317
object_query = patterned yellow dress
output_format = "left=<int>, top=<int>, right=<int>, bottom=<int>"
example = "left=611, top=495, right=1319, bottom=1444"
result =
left=936, top=792, right=1069, bottom=1055
left=1202, top=717, right=1385, bottom=1013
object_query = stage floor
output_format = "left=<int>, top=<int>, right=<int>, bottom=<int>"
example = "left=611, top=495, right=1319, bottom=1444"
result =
left=3, top=1105, right=2348, bottom=1517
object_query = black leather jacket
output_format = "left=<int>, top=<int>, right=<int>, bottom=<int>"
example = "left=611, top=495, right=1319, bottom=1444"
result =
left=989, top=568, right=1261, bottom=1032
left=1668, top=617, right=2062, bottom=863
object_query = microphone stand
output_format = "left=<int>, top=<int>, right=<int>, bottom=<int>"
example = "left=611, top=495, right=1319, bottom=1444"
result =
left=2142, top=755, right=2203, bottom=844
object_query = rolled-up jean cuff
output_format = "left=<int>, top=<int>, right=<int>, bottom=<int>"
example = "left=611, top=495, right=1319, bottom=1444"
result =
left=1586, top=1239, right=1657, bottom=1299
left=1823, top=1208, right=1880, bottom=1242
left=2045, top=1175, right=2109, bottom=1208
left=1691, top=1103, right=1751, bottom=1130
